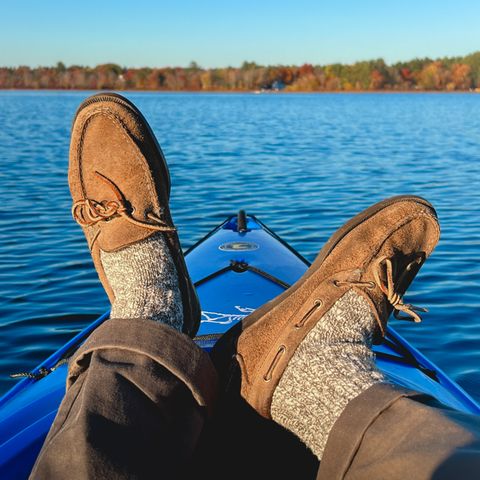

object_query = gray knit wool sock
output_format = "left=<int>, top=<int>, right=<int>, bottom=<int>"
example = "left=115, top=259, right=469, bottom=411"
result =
left=100, top=232, right=183, bottom=332
left=271, top=289, right=386, bottom=460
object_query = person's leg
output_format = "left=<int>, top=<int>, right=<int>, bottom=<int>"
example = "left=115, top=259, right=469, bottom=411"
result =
left=30, top=93, right=217, bottom=479
left=318, top=383, right=480, bottom=480
left=214, top=195, right=440, bottom=435
left=30, top=319, right=217, bottom=480
left=215, top=196, right=480, bottom=479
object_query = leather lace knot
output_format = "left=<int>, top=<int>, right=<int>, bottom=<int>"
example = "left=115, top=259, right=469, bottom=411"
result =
left=334, top=255, right=427, bottom=323
left=373, top=256, right=427, bottom=323
left=72, top=171, right=176, bottom=233
left=73, top=198, right=127, bottom=226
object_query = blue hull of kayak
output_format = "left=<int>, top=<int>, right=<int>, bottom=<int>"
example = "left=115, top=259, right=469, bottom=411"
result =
left=0, top=214, right=479, bottom=478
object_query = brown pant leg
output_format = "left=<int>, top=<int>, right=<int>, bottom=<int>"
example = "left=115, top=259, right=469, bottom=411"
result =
left=29, top=318, right=218, bottom=480
left=318, top=383, right=480, bottom=480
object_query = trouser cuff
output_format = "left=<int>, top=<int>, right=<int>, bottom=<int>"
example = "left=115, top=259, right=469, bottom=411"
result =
left=318, top=382, right=425, bottom=479
left=68, top=318, right=218, bottom=414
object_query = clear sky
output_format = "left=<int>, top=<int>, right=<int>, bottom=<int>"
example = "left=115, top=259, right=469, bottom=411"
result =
left=2, top=0, right=480, bottom=68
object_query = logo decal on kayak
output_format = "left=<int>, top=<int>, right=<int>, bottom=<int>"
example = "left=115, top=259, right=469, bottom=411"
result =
left=201, top=306, right=255, bottom=324
left=219, top=242, right=259, bottom=251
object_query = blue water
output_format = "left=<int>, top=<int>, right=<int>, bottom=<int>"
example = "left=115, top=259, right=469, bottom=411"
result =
left=0, top=91, right=479, bottom=402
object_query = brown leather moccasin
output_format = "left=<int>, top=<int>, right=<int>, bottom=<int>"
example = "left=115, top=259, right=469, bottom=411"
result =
left=69, top=93, right=200, bottom=337
left=213, top=195, right=440, bottom=418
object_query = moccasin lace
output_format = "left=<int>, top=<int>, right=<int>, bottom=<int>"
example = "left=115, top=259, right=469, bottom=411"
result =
left=334, top=255, right=427, bottom=323
left=72, top=171, right=176, bottom=233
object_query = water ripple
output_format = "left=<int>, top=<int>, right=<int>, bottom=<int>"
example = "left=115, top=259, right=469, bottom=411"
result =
left=0, top=91, right=479, bottom=400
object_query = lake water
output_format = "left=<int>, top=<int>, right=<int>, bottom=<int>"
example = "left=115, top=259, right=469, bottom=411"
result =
left=0, top=91, right=479, bottom=402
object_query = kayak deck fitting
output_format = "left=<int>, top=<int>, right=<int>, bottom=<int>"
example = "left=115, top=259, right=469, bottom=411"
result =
left=0, top=212, right=479, bottom=479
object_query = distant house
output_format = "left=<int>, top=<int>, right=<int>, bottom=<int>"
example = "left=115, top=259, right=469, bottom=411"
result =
left=258, top=80, right=286, bottom=93
left=271, top=80, right=285, bottom=91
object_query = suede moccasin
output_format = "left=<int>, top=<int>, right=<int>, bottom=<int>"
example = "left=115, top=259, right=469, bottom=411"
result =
left=69, top=93, right=200, bottom=337
left=213, top=196, right=440, bottom=418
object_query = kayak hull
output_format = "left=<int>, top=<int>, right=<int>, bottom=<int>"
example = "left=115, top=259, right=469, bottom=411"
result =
left=0, top=214, right=478, bottom=478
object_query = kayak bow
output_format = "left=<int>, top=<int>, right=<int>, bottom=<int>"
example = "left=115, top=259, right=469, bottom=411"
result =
left=0, top=212, right=479, bottom=479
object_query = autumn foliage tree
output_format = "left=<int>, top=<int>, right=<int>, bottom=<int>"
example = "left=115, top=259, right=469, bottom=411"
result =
left=1, top=52, right=480, bottom=92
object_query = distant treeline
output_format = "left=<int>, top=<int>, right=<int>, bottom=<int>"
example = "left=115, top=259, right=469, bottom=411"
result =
left=2, top=52, right=480, bottom=91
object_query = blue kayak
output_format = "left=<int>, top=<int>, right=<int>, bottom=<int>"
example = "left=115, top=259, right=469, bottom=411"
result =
left=1, top=212, right=479, bottom=479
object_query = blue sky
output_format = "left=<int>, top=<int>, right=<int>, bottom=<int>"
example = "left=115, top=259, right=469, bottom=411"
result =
left=2, top=0, right=480, bottom=67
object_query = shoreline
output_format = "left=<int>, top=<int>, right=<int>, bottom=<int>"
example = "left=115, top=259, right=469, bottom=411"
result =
left=0, top=88, right=478, bottom=94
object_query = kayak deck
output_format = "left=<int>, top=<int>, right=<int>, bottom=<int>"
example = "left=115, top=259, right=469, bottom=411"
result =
left=0, top=212, right=479, bottom=479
